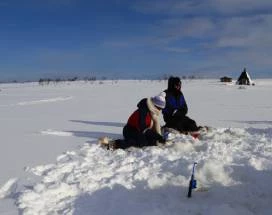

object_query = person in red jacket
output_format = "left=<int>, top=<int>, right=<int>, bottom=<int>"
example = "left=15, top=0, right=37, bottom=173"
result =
left=114, top=92, right=166, bottom=149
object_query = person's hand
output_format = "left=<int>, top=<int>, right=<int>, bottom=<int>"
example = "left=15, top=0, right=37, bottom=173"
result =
left=163, top=132, right=175, bottom=141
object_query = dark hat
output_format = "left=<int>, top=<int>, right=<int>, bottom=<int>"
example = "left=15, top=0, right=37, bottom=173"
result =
left=168, top=76, right=181, bottom=91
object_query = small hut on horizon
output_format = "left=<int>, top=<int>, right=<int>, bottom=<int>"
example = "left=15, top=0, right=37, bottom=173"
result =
left=220, top=76, right=232, bottom=83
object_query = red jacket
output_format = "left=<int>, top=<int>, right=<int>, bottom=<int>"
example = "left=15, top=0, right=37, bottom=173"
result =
left=127, top=109, right=152, bottom=132
left=127, top=98, right=153, bottom=133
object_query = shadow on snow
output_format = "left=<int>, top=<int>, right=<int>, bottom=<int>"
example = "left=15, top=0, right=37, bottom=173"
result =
left=71, top=164, right=272, bottom=215
left=68, top=119, right=125, bottom=142
left=70, top=120, right=125, bottom=128
left=72, top=184, right=187, bottom=215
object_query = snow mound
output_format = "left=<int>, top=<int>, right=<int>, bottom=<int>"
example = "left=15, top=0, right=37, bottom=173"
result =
left=4, top=127, right=272, bottom=214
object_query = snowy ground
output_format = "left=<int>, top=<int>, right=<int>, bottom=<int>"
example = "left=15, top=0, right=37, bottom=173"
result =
left=0, top=79, right=272, bottom=214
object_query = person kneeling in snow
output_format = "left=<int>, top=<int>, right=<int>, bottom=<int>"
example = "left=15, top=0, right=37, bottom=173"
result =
left=162, top=76, right=200, bottom=133
left=113, top=92, right=167, bottom=149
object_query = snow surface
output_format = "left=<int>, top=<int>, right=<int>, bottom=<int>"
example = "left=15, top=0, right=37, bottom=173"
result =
left=0, top=79, right=272, bottom=214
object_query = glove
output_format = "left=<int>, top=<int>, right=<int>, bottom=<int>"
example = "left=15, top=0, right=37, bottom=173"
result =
left=163, top=132, right=169, bottom=140
left=163, top=132, right=175, bottom=141
left=158, top=136, right=166, bottom=144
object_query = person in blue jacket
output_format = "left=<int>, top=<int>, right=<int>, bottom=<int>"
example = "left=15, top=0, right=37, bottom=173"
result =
left=162, top=76, right=200, bottom=133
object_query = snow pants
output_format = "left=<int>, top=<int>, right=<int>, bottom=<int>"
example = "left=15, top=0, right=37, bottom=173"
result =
left=165, top=115, right=199, bottom=132
left=118, top=125, right=163, bottom=149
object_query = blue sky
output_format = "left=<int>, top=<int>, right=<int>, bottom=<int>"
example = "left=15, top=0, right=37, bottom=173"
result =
left=1, top=0, right=272, bottom=81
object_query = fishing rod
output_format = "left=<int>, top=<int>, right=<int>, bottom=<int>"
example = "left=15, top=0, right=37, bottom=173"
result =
left=187, top=162, right=197, bottom=198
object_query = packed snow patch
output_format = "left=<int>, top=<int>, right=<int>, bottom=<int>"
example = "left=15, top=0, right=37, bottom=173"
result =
left=17, top=96, right=72, bottom=106
left=40, top=130, right=74, bottom=137
left=0, top=178, right=18, bottom=199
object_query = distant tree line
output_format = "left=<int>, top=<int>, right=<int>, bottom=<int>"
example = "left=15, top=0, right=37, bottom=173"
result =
left=38, top=76, right=100, bottom=85
left=0, top=74, right=204, bottom=85
left=160, top=74, right=202, bottom=81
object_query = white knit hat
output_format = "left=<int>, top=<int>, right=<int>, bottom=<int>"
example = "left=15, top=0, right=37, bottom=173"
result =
left=151, top=92, right=166, bottom=109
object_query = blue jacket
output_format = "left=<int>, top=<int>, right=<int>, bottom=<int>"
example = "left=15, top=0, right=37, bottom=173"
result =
left=162, top=90, right=188, bottom=123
